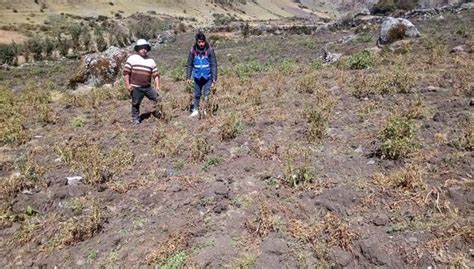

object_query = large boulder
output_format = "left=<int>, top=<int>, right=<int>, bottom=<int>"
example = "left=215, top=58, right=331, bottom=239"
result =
left=377, top=17, right=420, bottom=46
left=69, top=46, right=129, bottom=88
left=157, top=30, right=177, bottom=44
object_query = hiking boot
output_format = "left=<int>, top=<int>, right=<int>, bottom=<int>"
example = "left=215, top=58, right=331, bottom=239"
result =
left=152, top=110, right=162, bottom=119
left=190, top=109, right=199, bottom=117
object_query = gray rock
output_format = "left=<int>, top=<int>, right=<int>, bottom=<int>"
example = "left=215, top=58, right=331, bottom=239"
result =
left=360, top=239, right=390, bottom=265
left=461, top=3, right=474, bottom=9
left=378, top=17, right=420, bottom=46
left=450, top=45, right=465, bottom=54
left=322, top=48, right=342, bottom=64
left=332, top=247, right=354, bottom=268
left=156, top=30, right=177, bottom=44
left=69, top=46, right=129, bottom=88
left=373, top=213, right=389, bottom=226
left=66, top=176, right=83, bottom=185
left=261, top=238, right=289, bottom=255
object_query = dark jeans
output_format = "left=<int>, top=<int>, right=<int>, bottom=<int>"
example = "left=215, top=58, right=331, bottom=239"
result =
left=131, top=86, right=159, bottom=121
left=193, top=77, right=212, bottom=110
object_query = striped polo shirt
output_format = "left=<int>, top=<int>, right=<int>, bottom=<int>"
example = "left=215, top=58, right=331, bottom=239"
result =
left=123, top=54, right=159, bottom=87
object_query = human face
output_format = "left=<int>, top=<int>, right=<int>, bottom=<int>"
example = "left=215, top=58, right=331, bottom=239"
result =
left=138, top=47, right=148, bottom=57
left=197, top=39, right=206, bottom=49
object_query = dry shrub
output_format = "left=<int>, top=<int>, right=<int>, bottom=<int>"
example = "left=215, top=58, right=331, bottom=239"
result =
left=303, top=85, right=336, bottom=141
left=154, top=125, right=190, bottom=158
left=61, top=86, right=129, bottom=109
left=448, top=123, right=473, bottom=151
left=373, top=165, right=426, bottom=193
left=0, top=85, right=57, bottom=145
left=350, top=65, right=415, bottom=98
left=190, top=136, right=211, bottom=162
left=146, top=231, right=191, bottom=265
left=296, top=72, right=323, bottom=94
left=55, top=140, right=135, bottom=185
left=245, top=203, right=280, bottom=237
left=378, top=115, right=419, bottom=160
left=53, top=201, right=102, bottom=247
left=287, top=219, right=321, bottom=244
left=220, top=112, right=243, bottom=141
left=249, top=134, right=279, bottom=160
left=0, top=153, right=46, bottom=197
left=322, top=213, right=358, bottom=251
left=283, top=148, right=316, bottom=188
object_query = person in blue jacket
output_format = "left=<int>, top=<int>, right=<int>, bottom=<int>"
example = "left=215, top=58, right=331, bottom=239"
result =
left=186, top=31, right=218, bottom=117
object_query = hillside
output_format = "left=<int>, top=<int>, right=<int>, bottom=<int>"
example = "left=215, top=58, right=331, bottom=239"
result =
left=1, top=4, right=473, bottom=267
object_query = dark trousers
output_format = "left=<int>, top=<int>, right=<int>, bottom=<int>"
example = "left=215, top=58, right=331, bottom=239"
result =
left=193, top=77, right=212, bottom=110
left=131, top=86, right=159, bottom=121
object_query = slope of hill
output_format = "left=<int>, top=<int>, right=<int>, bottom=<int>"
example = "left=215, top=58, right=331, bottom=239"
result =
left=0, top=6, right=472, bottom=267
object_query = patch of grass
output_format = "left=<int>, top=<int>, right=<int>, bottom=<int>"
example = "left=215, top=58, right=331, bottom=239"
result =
left=220, top=112, right=243, bottom=141
left=356, top=33, right=373, bottom=43
left=154, top=125, right=190, bottom=158
left=231, top=195, right=253, bottom=208
left=448, top=124, right=473, bottom=151
left=232, top=253, right=257, bottom=269
left=160, top=251, right=187, bottom=269
left=0, top=85, right=56, bottom=145
left=61, top=86, right=129, bottom=108
left=350, top=65, right=415, bottom=98
left=357, top=101, right=380, bottom=122
left=146, top=231, right=190, bottom=266
left=378, top=116, right=419, bottom=159
left=373, top=165, right=426, bottom=192
left=283, top=149, right=315, bottom=188
left=235, top=61, right=266, bottom=78
left=304, top=91, right=335, bottom=142
left=71, top=115, right=87, bottom=127
left=0, top=154, right=46, bottom=197
left=345, top=50, right=374, bottom=70
left=322, top=213, right=358, bottom=251
left=55, top=140, right=135, bottom=185
left=86, top=249, right=98, bottom=264
left=276, top=60, right=299, bottom=75
left=202, top=156, right=222, bottom=172
left=245, top=203, right=281, bottom=237
left=190, top=136, right=211, bottom=162
left=53, top=201, right=102, bottom=247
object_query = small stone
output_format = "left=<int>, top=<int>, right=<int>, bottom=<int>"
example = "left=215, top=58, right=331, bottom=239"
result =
left=354, top=146, right=363, bottom=154
left=367, top=159, right=376, bottom=165
left=450, top=45, right=465, bottom=54
left=408, top=236, right=418, bottom=243
left=169, top=183, right=182, bottom=193
left=76, top=259, right=86, bottom=266
left=66, top=176, right=83, bottom=185
left=373, top=214, right=389, bottom=226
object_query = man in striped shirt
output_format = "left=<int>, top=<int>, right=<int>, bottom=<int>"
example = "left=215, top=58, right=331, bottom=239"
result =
left=123, top=39, right=161, bottom=125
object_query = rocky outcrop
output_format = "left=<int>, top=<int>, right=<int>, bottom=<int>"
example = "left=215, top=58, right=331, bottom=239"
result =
left=69, top=46, right=129, bottom=88
left=377, top=17, right=420, bottom=46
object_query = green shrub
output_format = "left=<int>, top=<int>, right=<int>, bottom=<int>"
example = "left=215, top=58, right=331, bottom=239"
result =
left=235, top=61, right=266, bottom=78
left=220, top=113, right=243, bottom=141
left=379, top=116, right=419, bottom=159
left=0, top=44, right=17, bottom=65
left=346, top=50, right=373, bottom=70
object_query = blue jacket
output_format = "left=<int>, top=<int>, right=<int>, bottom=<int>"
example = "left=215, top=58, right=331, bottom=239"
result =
left=186, top=44, right=218, bottom=81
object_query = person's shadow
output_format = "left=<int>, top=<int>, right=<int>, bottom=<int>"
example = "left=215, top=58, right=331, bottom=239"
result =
left=139, top=110, right=161, bottom=122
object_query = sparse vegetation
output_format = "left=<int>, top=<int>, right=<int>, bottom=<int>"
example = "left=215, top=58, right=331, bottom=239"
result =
left=0, top=5, right=472, bottom=268
left=379, top=116, right=419, bottom=159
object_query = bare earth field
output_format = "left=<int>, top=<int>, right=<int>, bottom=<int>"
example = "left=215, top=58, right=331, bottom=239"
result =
left=0, top=8, right=473, bottom=268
